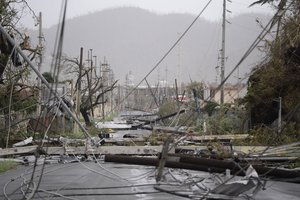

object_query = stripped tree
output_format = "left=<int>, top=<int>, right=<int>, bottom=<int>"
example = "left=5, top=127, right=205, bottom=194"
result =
left=63, top=56, right=118, bottom=127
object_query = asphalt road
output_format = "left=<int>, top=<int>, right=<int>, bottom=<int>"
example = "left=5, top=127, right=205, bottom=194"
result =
left=0, top=160, right=299, bottom=200
left=0, top=161, right=189, bottom=200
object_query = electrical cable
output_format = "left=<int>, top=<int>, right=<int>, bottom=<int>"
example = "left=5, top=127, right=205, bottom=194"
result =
left=2, top=163, right=80, bottom=199
left=26, top=98, right=66, bottom=200
left=90, top=153, right=130, bottom=184
left=69, top=153, right=125, bottom=182
left=38, top=191, right=166, bottom=197
left=161, top=3, right=299, bottom=199
left=47, top=172, right=91, bottom=200
left=2, top=0, right=298, bottom=199
left=21, top=99, right=63, bottom=200
left=36, top=189, right=79, bottom=200
left=6, top=54, right=16, bottom=148
left=95, top=151, right=155, bottom=180
left=112, top=0, right=214, bottom=113
left=39, top=183, right=182, bottom=192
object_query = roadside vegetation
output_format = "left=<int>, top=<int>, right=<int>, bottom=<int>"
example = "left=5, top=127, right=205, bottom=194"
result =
left=0, top=161, right=18, bottom=174
left=243, top=0, right=300, bottom=145
left=158, top=0, right=300, bottom=146
left=0, top=0, right=299, bottom=148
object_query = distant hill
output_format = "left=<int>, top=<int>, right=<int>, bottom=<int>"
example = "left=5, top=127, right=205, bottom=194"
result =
left=29, top=7, right=272, bottom=85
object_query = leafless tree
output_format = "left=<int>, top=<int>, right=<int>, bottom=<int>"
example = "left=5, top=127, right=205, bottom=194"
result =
left=63, top=57, right=118, bottom=126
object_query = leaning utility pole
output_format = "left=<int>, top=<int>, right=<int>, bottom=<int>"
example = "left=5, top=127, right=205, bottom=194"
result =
left=156, top=135, right=172, bottom=182
left=0, top=25, right=92, bottom=140
left=220, top=0, right=226, bottom=105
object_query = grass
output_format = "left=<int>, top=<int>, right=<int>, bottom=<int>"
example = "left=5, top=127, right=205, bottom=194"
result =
left=0, top=160, right=19, bottom=174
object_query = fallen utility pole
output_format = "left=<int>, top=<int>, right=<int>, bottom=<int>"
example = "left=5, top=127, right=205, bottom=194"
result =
left=132, top=109, right=185, bottom=129
left=104, top=154, right=300, bottom=180
left=0, top=25, right=92, bottom=141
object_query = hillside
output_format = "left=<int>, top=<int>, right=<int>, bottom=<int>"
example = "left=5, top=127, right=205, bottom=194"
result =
left=29, top=7, right=272, bottom=85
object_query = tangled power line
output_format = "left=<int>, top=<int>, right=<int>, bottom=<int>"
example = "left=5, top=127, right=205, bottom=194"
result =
left=1, top=0, right=299, bottom=199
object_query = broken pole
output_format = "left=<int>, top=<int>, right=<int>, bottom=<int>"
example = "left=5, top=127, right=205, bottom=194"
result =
left=156, top=136, right=172, bottom=182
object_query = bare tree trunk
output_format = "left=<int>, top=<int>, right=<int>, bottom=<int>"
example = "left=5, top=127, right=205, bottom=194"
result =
left=80, top=107, right=92, bottom=127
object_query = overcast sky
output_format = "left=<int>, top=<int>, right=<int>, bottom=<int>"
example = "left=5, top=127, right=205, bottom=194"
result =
left=19, top=0, right=274, bottom=29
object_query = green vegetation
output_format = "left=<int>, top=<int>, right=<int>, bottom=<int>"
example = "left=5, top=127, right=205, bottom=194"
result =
left=0, top=161, right=18, bottom=174
left=241, top=0, right=300, bottom=145
left=0, top=1, right=39, bottom=147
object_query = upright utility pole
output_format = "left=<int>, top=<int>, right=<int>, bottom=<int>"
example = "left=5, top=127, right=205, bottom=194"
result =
left=89, top=49, right=93, bottom=82
left=74, top=47, right=83, bottom=133
left=101, top=58, right=109, bottom=120
left=278, top=97, right=282, bottom=133
left=220, top=0, right=226, bottom=105
left=93, top=55, right=97, bottom=77
left=177, top=33, right=181, bottom=95
left=89, top=49, right=94, bottom=117
left=37, top=12, right=43, bottom=114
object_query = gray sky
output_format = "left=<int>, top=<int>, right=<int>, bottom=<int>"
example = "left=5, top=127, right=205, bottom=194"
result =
left=20, top=0, right=274, bottom=29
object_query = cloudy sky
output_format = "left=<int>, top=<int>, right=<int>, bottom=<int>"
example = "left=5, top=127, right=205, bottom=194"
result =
left=19, top=0, right=274, bottom=29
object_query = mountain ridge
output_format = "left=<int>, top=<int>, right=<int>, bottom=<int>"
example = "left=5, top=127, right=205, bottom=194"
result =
left=29, top=7, right=272, bottom=85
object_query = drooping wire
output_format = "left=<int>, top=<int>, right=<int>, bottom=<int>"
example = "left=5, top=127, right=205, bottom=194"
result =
left=112, top=0, right=214, bottom=113
left=162, top=2, right=298, bottom=199
left=21, top=1, right=70, bottom=199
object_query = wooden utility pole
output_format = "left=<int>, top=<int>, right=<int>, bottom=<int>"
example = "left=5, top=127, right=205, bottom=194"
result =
left=0, top=25, right=92, bottom=139
left=93, top=55, right=97, bottom=78
left=101, top=58, right=109, bottom=120
left=220, top=0, right=226, bottom=105
left=74, top=47, right=83, bottom=133
left=156, top=136, right=172, bottom=182
left=110, top=70, right=114, bottom=113
left=89, top=49, right=94, bottom=117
